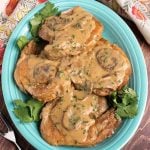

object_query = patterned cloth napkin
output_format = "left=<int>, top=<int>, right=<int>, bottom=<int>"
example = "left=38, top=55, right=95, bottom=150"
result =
left=99, top=0, right=150, bottom=44
left=0, top=0, right=150, bottom=72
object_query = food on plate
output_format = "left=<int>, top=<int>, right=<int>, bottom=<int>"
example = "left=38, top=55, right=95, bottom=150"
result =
left=67, top=38, right=132, bottom=96
left=30, top=2, right=59, bottom=38
left=39, top=7, right=103, bottom=60
left=109, top=86, right=138, bottom=118
left=17, top=36, right=29, bottom=50
left=13, top=2, right=138, bottom=147
left=13, top=99, right=43, bottom=122
left=14, top=40, right=61, bottom=102
left=40, top=83, right=120, bottom=146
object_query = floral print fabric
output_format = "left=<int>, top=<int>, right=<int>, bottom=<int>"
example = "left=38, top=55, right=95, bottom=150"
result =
left=0, top=0, right=47, bottom=72
left=99, top=0, right=150, bottom=44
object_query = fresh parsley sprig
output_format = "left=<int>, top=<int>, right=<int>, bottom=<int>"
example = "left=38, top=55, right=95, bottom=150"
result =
left=13, top=99, right=44, bottom=122
left=17, top=2, right=59, bottom=50
left=30, top=2, right=59, bottom=38
left=110, top=86, right=138, bottom=118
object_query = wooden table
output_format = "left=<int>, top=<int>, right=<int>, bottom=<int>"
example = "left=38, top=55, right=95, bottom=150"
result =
left=0, top=20, right=150, bottom=150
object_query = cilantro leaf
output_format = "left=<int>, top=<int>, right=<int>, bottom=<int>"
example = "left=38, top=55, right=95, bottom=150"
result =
left=13, top=99, right=43, bottom=123
left=30, top=2, right=59, bottom=38
left=14, top=107, right=33, bottom=123
left=30, top=14, right=42, bottom=38
left=13, top=99, right=27, bottom=107
left=116, top=107, right=128, bottom=118
left=27, top=99, right=43, bottom=121
left=17, top=36, right=29, bottom=50
left=39, top=2, right=58, bottom=18
left=110, top=86, right=138, bottom=118
left=17, top=2, right=59, bottom=48
left=124, top=103, right=138, bottom=117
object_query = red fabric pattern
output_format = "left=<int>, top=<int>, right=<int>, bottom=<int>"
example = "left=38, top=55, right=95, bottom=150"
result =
left=5, top=0, right=19, bottom=16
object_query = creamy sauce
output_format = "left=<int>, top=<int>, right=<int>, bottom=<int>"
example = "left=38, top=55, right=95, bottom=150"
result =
left=26, top=56, right=58, bottom=84
left=50, top=73, right=105, bottom=143
left=15, top=7, right=127, bottom=146
left=67, top=42, right=130, bottom=92
left=44, top=7, right=96, bottom=57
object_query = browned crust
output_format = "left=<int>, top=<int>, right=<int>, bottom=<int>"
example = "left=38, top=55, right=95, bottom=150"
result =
left=40, top=102, right=121, bottom=146
left=38, top=24, right=54, bottom=43
left=14, top=40, right=37, bottom=92
left=14, top=41, right=60, bottom=102
left=40, top=102, right=65, bottom=145
left=14, top=56, right=59, bottom=102
left=14, top=40, right=38, bottom=91
left=21, top=40, right=38, bottom=55
left=86, top=18, right=103, bottom=45
left=39, top=8, right=103, bottom=60
left=93, top=38, right=132, bottom=96
left=81, top=108, right=121, bottom=146
left=14, top=57, right=29, bottom=92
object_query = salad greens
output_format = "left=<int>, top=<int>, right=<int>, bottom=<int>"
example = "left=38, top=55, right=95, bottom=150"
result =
left=110, top=86, right=138, bottom=118
left=13, top=99, right=44, bottom=122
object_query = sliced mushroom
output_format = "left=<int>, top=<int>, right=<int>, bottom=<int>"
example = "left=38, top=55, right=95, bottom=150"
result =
left=40, top=95, right=120, bottom=146
left=33, top=62, right=57, bottom=84
left=39, top=7, right=103, bottom=60
left=96, top=48, right=118, bottom=71
left=68, top=38, right=132, bottom=96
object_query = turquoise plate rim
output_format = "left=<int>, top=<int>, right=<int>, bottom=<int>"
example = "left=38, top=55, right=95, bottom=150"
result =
left=2, top=0, right=148, bottom=150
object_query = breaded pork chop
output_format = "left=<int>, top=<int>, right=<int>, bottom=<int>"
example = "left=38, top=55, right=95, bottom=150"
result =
left=39, top=7, right=103, bottom=60
left=66, top=38, right=132, bottom=96
left=14, top=41, right=61, bottom=102
left=40, top=89, right=120, bottom=146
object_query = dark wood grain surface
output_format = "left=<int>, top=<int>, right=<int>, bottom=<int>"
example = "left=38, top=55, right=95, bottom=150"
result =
left=0, top=20, right=150, bottom=150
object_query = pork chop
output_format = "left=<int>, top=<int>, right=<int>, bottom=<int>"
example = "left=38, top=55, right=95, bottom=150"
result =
left=39, top=7, right=103, bottom=60
left=14, top=41, right=61, bottom=102
left=66, top=38, right=132, bottom=96
left=40, top=89, right=120, bottom=146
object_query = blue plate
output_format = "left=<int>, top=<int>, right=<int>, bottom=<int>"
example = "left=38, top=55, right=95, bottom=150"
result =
left=2, top=0, right=148, bottom=150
